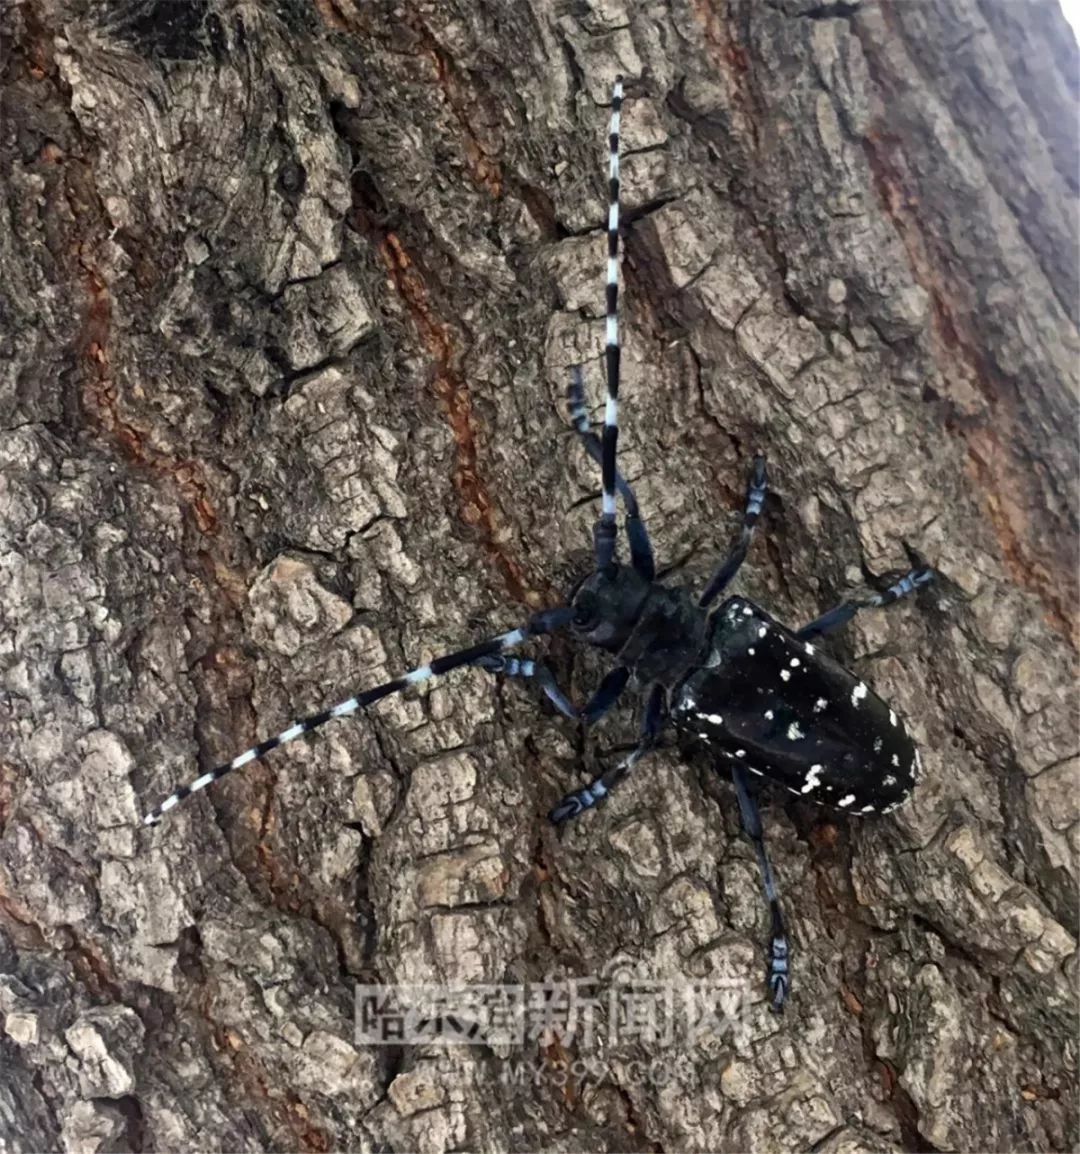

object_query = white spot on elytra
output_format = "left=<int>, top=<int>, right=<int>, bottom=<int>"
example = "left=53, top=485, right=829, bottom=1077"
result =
left=883, top=774, right=897, bottom=786
left=702, top=713, right=723, bottom=726
left=749, top=767, right=763, bottom=776
left=801, top=765, right=824, bottom=793
left=758, top=626, right=767, bottom=639
left=764, top=709, right=774, bottom=720
left=804, top=642, right=815, bottom=655
left=814, top=697, right=828, bottom=712
left=838, top=794, right=856, bottom=808
left=851, top=682, right=868, bottom=707
left=889, top=710, right=898, bottom=727
left=780, top=670, right=791, bottom=682
left=735, top=749, right=746, bottom=757
left=860, top=805, right=876, bottom=813
left=748, top=648, right=756, bottom=656
left=786, top=722, right=805, bottom=741
left=873, top=737, right=883, bottom=753
left=891, top=754, right=900, bottom=767
left=743, top=605, right=753, bottom=616
left=790, top=657, right=800, bottom=668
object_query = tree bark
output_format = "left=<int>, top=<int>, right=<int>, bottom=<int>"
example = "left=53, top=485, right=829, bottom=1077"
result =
left=0, top=1, right=1076, bottom=1151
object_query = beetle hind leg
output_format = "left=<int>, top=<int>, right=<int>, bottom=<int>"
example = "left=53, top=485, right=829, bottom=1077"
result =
left=797, top=565, right=934, bottom=639
left=731, top=764, right=790, bottom=1012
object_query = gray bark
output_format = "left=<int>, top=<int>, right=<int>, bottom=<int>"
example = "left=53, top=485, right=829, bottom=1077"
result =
left=1, top=0, right=1077, bottom=1151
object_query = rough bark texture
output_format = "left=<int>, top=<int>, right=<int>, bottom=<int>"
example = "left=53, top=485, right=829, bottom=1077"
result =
left=1, top=1, right=1077, bottom=1151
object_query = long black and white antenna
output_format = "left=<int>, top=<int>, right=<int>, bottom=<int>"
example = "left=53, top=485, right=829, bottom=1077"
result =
left=595, top=75, right=624, bottom=571
left=142, top=608, right=572, bottom=825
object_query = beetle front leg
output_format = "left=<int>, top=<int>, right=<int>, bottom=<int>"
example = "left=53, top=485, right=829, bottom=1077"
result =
left=567, top=367, right=655, bottom=581
left=731, top=764, right=790, bottom=1012
left=699, top=454, right=768, bottom=609
left=550, top=684, right=665, bottom=823
left=474, top=656, right=629, bottom=725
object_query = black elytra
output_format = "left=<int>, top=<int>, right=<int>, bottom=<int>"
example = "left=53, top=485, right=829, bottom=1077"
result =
left=142, top=77, right=935, bottom=1013
left=671, top=598, right=920, bottom=815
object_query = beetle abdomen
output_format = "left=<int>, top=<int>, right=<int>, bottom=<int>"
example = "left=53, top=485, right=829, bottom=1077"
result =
left=670, top=597, right=919, bottom=815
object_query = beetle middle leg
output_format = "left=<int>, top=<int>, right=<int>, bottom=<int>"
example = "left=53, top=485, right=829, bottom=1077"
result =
left=549, top=683, right=665, bottom=822
left=730, top=763, right=790, bottom=1012
left=796, top=566, right=934, bottom=639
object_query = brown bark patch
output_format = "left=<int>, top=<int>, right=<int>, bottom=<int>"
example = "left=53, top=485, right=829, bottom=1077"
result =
left=376, top=231, right=544, bottom=606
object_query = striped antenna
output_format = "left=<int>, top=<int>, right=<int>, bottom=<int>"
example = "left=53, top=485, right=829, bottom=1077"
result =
left=597, top=75, right=623, bottom=568
left=568, top=364, right=655, bottom=579
left=142, top=608, right=573, bottom=825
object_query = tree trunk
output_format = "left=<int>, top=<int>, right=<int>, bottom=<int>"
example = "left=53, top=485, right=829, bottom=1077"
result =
left=1, top=1, right=1076, bottom=1151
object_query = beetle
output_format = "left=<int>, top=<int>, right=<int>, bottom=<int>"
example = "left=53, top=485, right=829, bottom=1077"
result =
left=142, top=76, right=934, bottom=1011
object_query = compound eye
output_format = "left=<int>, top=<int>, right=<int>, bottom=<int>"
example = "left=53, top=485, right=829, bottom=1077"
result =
left=573, top=592, right=598, bottom=628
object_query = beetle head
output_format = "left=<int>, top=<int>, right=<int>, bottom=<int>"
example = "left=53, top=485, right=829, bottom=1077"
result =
left=569, top=565, right=651, bottom=652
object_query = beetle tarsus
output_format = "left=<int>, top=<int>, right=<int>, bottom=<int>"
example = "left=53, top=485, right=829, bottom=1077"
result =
left=768, top=910, right=790, bottom=1013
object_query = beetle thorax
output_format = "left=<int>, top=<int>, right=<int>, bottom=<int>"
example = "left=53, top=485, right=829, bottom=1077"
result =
left=570, top=565, right=710, bottom=688
left=616, top=583, right=711, bottom=688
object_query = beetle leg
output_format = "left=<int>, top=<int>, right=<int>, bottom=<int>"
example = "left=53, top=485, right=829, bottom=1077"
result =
left=567, top=367, right=655, bottom=581
left=731, top=764, right=790, bottom=1012
left=579, top=666, right=633, bottom=724
left=474, top=657, right=629, bottom=725
left=699, top=454, right=768, bottom=608
left=796, top=565, right=935, bottom=639
left=549, top=684, right=665, bottom=823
